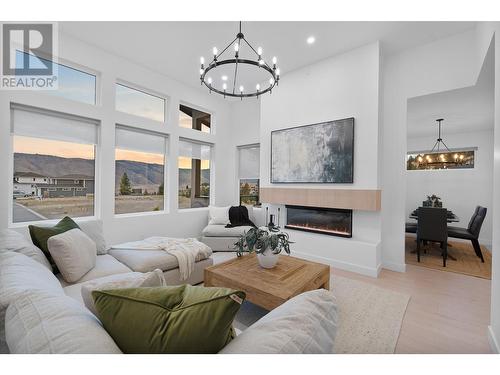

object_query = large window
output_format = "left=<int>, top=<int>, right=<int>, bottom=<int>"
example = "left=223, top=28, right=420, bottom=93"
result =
left=115, top=83, right=165, bottom=122
left=238, top=145, right=260, bottom=205
left=16, top=51, right=96, bottom=105
left=179, top=104, right=211, bottom=133
left=178, top=140, right=211, bottom=209
left=115, top=126, right=167, bottom=215
left=11, top=106, right=98, bottom=223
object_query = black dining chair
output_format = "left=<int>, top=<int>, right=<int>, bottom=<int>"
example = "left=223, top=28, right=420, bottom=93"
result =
left=448, top=206, right=487, bottom=263
left=405, top=222, right=417, bottom=234
left=416, top=207, right=448, bottom=267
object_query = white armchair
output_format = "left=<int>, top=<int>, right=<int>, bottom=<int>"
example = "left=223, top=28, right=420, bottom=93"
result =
left=200, top=207, right=265, bottom=252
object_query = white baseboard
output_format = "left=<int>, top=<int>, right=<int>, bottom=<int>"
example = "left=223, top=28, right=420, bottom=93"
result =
left=292, top=250, right=380, bottom=277
left=382, top=261, right=406, bottom=273
left=488, top=326, right=499, bottom=353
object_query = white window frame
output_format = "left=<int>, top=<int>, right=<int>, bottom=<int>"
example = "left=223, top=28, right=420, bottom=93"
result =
left=177, top=137, right=214, bottom=212
left=20, top=51, right=101, bottom=106
left=114, top=124, right=169, bottom=218
left=237, top=143, right=260, bottom=206
left=115, top=80, right=168, bottom=124
left=8, top=104, right=101, bottom=227
left=178, top=101, right=215, bottom=135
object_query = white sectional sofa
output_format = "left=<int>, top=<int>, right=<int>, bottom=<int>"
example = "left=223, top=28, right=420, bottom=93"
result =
left=0, top=221, right=339, bottom=354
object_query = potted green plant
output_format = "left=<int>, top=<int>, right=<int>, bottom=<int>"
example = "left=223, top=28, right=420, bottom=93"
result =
left=233, top=227, right=292, bottom=269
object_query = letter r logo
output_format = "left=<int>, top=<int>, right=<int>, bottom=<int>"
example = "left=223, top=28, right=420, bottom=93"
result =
left=2, top=23, right=53, bottom=76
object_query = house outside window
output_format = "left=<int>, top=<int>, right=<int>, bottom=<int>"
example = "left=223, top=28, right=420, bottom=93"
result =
left=11, top=105, right=98, bottom=223
left=238, top=144, right=260, bottom=206
left=179, top=104, right=211, bottom=133
left=178, top=139, right=212, bottom=209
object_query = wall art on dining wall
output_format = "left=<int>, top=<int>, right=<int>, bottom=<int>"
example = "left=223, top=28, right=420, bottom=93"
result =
left=271, top=117, right=354, bottom=183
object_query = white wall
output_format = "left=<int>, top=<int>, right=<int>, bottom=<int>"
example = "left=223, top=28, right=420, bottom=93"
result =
left=259, top=42, right=382, bottom=276
left=381, top=30, right=479, bottom=272
left=0, top=32, right=236, bottom=245
left=476, top=22, right=500, bottom=354
left=406, top=130, right=494, bottom=247
left=382, top=24, right=500, bottom=353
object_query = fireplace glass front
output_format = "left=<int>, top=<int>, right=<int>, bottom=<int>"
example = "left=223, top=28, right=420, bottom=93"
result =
left=285, top=205, right=352, bottom=238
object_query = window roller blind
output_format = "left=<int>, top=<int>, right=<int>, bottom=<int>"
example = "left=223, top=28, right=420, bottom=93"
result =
left=12, top=106, right=98, bottom=145
left=179, top=139, right=211, bottom=160
left=239, top=146, right=260, bottom=179
left=115, top=127, right=166, bottom=155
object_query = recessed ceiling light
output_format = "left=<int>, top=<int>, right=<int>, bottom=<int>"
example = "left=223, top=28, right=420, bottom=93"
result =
left=221, top=75, right=228, bottom=81
left=307, top=36, right=315, bottom=45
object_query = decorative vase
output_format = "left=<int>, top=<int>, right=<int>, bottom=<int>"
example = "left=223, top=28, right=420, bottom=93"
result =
left=257, top=249, right=280, bottom=269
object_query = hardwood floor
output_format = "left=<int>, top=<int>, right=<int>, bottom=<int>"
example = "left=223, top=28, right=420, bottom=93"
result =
left=332, top=264, right=492, bottom=353
left=212, top=252, right=492, bottom=353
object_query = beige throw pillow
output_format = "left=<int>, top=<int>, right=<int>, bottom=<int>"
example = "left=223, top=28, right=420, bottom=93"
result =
left=81, top=269, right=166, bottom=315
left=47, top=229, right=97, bottom=283
left=78, top=220, right=108, bottom=255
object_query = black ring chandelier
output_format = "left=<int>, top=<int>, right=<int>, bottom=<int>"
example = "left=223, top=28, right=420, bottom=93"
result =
left=199, top=22, right=280, bottom=99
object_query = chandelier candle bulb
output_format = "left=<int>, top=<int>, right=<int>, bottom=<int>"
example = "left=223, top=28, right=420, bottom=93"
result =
left=257, top=46, right=262, bottom=56
left=200, top=56, right=205, bottom=65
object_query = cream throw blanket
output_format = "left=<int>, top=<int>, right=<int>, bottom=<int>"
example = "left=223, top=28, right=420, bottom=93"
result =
left=111, top=237, right=212, bottom=280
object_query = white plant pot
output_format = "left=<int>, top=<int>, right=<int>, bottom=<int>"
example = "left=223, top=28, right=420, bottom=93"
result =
left=257, top=250, right=280, bottom=269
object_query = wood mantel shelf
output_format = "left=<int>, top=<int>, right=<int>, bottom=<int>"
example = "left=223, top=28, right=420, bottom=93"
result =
left=260, top=187, right=381, bottom=211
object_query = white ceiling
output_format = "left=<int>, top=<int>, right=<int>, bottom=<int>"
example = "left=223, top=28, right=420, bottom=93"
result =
left=407, top=44, right=494, bottom=139
left=59, top=21, right=476, bottom=93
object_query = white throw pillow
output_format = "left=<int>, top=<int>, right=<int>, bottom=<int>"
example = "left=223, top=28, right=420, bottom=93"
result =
left=48, top=229, right=97, bottom=283
left=5, top=291, right=122, bottom=354
left=0, top=229, right=52, bottom=271
left=0, top=252, right=64, bottom=353
left=78, top=220, right=108, bottom=255
left=80, top=269, right=166, bottom=315
left=220, top=289, right=338, bottom=354
left=208, top=205, right=230, bottom=225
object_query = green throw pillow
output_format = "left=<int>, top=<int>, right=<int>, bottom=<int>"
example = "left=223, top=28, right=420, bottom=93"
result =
left=28, top=216, right=80, bottom=273
left=92, top=285, right=246, bottom=354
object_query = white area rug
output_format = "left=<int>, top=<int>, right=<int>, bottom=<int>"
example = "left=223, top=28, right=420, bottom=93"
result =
left=234, top=274, right=410, bottom=354
left=331, top=275, right=410, bottom=354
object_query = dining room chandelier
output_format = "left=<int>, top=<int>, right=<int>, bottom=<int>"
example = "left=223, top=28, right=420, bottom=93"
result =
left=199, top=22, right=280, bottom=99
left=430, top=118, right=450, bottom=152
left=412, top=118, right=469, bottom=169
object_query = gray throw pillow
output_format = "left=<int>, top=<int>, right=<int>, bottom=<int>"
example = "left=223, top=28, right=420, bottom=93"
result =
left=47, top=229, right=97, bottom=283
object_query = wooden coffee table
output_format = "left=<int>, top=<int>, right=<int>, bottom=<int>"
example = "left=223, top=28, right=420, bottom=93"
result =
left=204, top=254, right=330, bottom=310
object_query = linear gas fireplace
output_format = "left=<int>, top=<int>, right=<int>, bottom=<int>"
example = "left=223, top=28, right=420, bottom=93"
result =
left=285, top=205, right=352, bottom=238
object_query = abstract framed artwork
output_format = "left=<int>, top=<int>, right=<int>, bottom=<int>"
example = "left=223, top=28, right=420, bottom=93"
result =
left=271, top=117, right=354, bottom=183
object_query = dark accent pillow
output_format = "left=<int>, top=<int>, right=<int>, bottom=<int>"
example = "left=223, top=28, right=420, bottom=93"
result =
left=28, top=216, right=80, bottom=273
left=92, top=285, right=246, bottom=354
left=226, top=205, right=256, bottom=228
